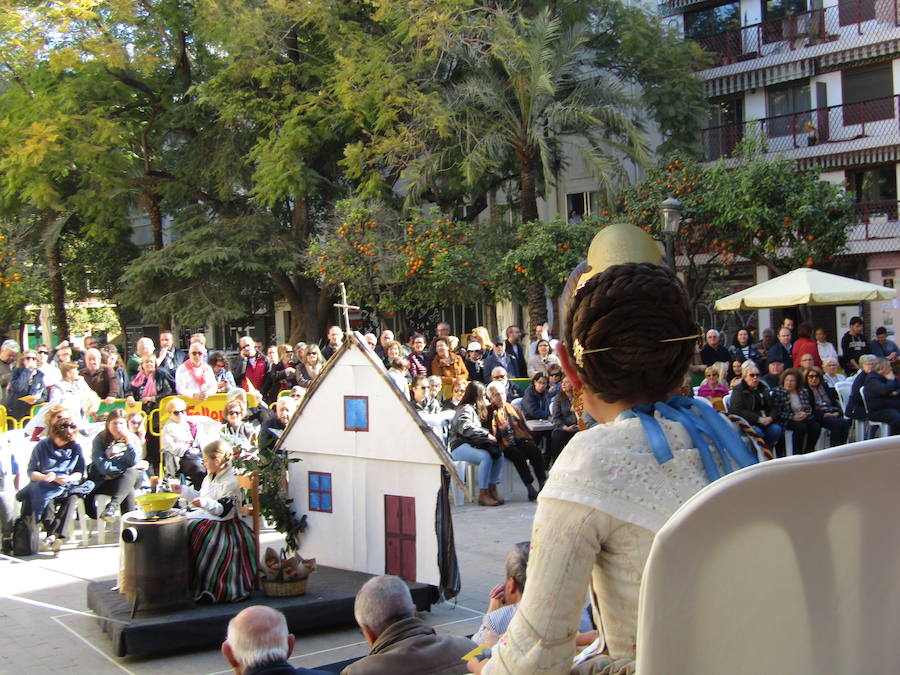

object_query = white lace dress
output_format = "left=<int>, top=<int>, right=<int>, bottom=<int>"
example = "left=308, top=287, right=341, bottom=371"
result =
left=483, top=411, right=712, bottom=674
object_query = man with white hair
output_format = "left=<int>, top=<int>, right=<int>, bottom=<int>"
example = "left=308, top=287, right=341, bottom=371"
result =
left=0, top=339, right=19, bottom=396
left=80, top=348, right=119, bottom=404
left=222, top=605, right=329, bottom=675
left=259, top=396, right=297, bottom=454
left=700, top=329, right=730, bottom=366
left=235, top=335, right=270, bottom=395
left=175, top=343, right=217, bottom=400
left=343, top=575, right=474, bottom=674
left=127, top=337, right=155, bottom=378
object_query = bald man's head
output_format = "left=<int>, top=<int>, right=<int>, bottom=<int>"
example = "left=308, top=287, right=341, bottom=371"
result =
left=222, top=606, right=296, bottom=674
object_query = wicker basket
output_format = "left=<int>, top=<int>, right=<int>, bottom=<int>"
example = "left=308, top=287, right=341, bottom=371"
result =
left=263, top=577, right=308, bottom=597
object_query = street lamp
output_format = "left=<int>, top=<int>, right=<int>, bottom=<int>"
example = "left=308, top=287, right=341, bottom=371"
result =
left=660, top=195, right=682, bottom=270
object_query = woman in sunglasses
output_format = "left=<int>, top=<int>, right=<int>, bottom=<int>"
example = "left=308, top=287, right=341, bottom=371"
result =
left=161, top=399, right=205, bottom=488
left=16, top=404, right=94, bottom=552
left=5, top=349, right=47, bottom=420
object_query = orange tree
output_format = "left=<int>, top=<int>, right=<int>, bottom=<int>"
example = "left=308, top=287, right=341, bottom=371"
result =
left=619, top=149, right=853, bottom=305
left=308, top=201, right=493, bottom=317
left=499, top=217, right=604, bottom=323
left=0, top=219, right=48, bottom=335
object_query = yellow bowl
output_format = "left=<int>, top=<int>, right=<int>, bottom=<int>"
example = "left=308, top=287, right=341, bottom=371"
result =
left=135, top=492, right=179, bottom=513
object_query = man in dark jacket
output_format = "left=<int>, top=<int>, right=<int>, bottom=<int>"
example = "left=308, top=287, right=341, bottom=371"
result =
left=729, top=361, right=783, bottom=452
left=841, top=316, right=868, bottom=374
left=765, top=327, right=794, bottom=369
left=503, top=325, right=525, bottom=378
left=222, top=605, right=329, bottom=675
left=344, top=575, right=475, bottom=675
left=700, top=329, right=730, bottom=366
left=863, top=357, right=900, bottom=435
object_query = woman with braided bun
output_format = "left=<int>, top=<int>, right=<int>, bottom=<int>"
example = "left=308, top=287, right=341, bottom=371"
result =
left=471, top=226, right=756, bottom=675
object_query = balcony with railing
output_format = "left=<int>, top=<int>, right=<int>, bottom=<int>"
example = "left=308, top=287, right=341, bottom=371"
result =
left=690, top=0, right=898, bottom=69
left=701, top=95, right=899, bottom=161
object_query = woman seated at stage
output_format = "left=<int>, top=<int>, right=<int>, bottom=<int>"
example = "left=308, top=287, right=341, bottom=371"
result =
left=804, top=366, right=851, bottom=447
left=210, top=351, right=236, bottom=394
left=548, top=375, right=578, bottom=464
left=16, top=404, right=94, bottom=552
left=487, top=380, right=545, bottom=501
left=86, top=409, right=148, bottom=521
left=472, top=257, right=757, bottom=675
left=161, top=398, right=206, bottom=489
left=449, top=381, right=505, bottom=507
left=220, top=399, right=257, bottom=460
left=171, top=440, right=258, bottom=603
left=771, top=368, right=821, bottom=454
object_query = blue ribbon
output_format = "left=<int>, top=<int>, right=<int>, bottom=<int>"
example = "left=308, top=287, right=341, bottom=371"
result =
left=621, top=395, right=758, bottom=483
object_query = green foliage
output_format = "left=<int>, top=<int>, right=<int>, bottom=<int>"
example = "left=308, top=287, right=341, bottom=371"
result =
left=232, top=449, right=307, bottom=553
left=308, top=201, right=494, bottom=315
left=501, top=218, right=603, bottom=298
left=0, top=218, right=47, bottom=332
left=620, top=151, right=854, bottom=301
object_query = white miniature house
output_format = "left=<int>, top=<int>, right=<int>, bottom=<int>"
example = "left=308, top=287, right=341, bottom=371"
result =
left=276, top=332, right=463, bottom=588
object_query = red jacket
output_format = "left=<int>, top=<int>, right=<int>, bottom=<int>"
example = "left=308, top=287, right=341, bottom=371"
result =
left=793, top=337, right=821, bottom=367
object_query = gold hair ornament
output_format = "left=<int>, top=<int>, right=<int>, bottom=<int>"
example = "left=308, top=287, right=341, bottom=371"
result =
left=573, top=332, right=704, bottom=368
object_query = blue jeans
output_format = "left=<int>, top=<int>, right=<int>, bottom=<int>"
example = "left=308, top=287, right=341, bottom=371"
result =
left=451, top=444, right=504, bottom=489
left=753, top=423, right=783, bottom=453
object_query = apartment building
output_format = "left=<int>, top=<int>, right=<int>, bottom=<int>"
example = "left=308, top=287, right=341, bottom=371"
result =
left=664, top=0, right=900, bottom=335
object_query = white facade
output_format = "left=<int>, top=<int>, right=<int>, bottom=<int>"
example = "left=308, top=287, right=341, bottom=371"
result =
left=665, top=0, right=900, bottom=332
left=278, top=332, right=458, bottom=587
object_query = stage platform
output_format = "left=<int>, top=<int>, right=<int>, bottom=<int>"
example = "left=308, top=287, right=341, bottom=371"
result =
left=87, top=566, right=434, bottom=657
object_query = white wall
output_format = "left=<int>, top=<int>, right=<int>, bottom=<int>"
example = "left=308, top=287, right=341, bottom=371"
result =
left=288, top=457, right=442, bottom=587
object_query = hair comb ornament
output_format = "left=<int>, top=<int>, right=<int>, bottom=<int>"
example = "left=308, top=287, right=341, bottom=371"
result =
left=572, top=330, right=704, bottom=368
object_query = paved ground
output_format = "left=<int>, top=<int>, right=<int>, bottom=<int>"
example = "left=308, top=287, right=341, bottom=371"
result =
left=0, top=493, right=537, bottom=674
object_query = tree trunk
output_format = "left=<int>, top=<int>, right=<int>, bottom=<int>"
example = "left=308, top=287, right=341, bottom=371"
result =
left=140, top=189, right=164, bottom=251
left=519, top=156, right=540, bottom=224
left=47, top=240, right=69, bottom=342
left=519, top=157, right=548, bottom=329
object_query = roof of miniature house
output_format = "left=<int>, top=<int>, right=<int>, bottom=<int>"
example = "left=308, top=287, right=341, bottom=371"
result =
left=275, top=331, right=465, bottom=489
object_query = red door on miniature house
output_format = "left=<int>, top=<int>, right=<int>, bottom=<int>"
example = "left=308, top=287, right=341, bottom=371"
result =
left=385, top=495, right=416, bottom=581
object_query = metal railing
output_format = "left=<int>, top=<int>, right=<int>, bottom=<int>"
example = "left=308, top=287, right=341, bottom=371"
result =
left=701, top=95, right=899, bottom=160
left=690, top=0, right=897, bottom=68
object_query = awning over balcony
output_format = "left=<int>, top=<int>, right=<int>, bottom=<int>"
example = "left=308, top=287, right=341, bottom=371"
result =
left=796, top=144, right=900, bottom=170
left=706, top=58, right=817, bottom=98
left=819, top=37, right=900, bottom=69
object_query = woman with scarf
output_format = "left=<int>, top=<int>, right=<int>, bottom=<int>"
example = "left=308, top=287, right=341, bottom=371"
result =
left=472, top=236, right=757, bottom=675
left=487, top=380, right=546, bottom=501
left=171, top=440, right=258, bottom=602
left=126, top=354, right=173, bottom=473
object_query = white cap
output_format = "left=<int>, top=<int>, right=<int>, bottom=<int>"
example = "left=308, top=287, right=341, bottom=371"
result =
left=467, top=342, right=482, bottom=351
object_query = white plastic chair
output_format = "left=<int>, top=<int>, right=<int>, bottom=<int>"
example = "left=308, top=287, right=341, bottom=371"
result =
left=859, top=386, right=891, bottom=440
left=637, top=436, right=900, bottom=675
left=722, top=393, right=732, bottom=412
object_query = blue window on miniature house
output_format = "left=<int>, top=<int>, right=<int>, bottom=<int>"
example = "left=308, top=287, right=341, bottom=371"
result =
left=344, top=395, right=369, bottom=432
left=309, top=471, right=332, bottom=513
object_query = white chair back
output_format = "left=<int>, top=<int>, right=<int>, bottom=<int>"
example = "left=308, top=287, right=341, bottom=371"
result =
left=722, top=393, right=732, bottom=412
left=637, top=436, right=900, bottom=674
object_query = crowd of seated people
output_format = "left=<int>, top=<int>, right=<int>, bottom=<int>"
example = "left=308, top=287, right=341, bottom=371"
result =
left=697, top=316, right=900, bottom=456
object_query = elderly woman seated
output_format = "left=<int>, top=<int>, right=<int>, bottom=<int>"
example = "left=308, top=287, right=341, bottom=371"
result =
left=220, top=399, right=257, bottom=460
left=486, top=381, right=545, bottom=501
left=697, top=366, right=729, bottom=401
left=161, top=398, right=206, bottom=488
left=171, top=440, right=258, bottom=602
left=771, top=368, right=820, bottom=454
left=16, top=405, right=94, bottom=552
left=804, top=366, right=851, bottom=446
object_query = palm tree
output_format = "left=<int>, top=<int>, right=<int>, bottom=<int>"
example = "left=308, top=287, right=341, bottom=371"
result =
left=451, top=7, right=647, bottom=327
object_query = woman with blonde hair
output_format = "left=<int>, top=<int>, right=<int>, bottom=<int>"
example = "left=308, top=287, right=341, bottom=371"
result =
left=171, top=440, right=258, bottom=602
left=470, top=326, right=493, bottom=352
left=297, top=344, right=324, bottom=388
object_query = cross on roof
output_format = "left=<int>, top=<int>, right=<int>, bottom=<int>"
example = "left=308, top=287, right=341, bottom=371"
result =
left=333, top=282, right=360, bottom=334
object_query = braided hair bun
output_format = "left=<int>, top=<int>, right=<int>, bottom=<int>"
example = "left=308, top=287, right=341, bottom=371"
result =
left=564, top=262, right=696, bottom=404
